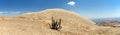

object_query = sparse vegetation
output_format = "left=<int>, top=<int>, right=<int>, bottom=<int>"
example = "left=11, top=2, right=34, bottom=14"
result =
left=49, top=17, right=62, bottom=30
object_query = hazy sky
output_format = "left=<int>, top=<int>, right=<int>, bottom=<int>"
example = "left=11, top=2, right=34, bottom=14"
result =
left=0, top=0, right=120, bottom=18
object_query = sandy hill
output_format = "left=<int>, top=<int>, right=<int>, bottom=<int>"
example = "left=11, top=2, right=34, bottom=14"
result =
left=0, top=9, right=120, bottom=35
left=18, top=9, right=97, bottom=28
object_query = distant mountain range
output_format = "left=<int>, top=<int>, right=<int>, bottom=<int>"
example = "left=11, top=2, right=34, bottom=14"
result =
left=92, top=17, right=120, bottom=23
left=91, top=17, right=120, bottom=27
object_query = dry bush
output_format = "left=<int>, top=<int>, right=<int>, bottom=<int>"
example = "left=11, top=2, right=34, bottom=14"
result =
left=49, top=17, right=62, bottom=30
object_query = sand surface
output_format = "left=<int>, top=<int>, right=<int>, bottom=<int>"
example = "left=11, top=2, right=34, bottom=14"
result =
left=0, top=9, right=120, bottom=35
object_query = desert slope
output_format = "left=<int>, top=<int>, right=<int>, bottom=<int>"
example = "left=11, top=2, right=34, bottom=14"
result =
left=18, top=9, right=97, bottom=28
left=0, top=9, right=120, bottom=35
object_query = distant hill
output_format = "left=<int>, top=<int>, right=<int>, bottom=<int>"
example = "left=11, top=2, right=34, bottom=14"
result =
left=92, top=18, right=120, bottom=27
left=92, top=17, right=120, bottom=22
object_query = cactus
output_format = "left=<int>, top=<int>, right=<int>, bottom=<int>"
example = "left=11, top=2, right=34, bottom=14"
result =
left=50, top=17, right=62, bottom=30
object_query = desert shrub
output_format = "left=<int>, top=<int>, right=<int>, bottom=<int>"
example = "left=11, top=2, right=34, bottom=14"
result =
left=49, top=17, right=62, bottom=30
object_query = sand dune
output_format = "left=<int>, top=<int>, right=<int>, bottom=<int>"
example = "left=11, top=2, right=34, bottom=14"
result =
left=0, top=9, right=120, bottom=35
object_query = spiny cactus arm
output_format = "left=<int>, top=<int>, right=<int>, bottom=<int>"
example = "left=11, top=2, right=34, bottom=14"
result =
left=49, top=23, right=52, bottom=29
left=52, top=17, right=55, bottom=24
left=58, top=19, right=61, bottom=25
left=58, top=19, right=62, bottom=29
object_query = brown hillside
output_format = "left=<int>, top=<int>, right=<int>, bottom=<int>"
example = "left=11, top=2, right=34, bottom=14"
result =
left=18, top=9, right=97, bottom=28
left=0, top=9, right=120, bottom=35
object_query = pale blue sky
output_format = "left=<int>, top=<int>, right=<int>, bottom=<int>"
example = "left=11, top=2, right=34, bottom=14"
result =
left=0, top=0, right=120, bottom=18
